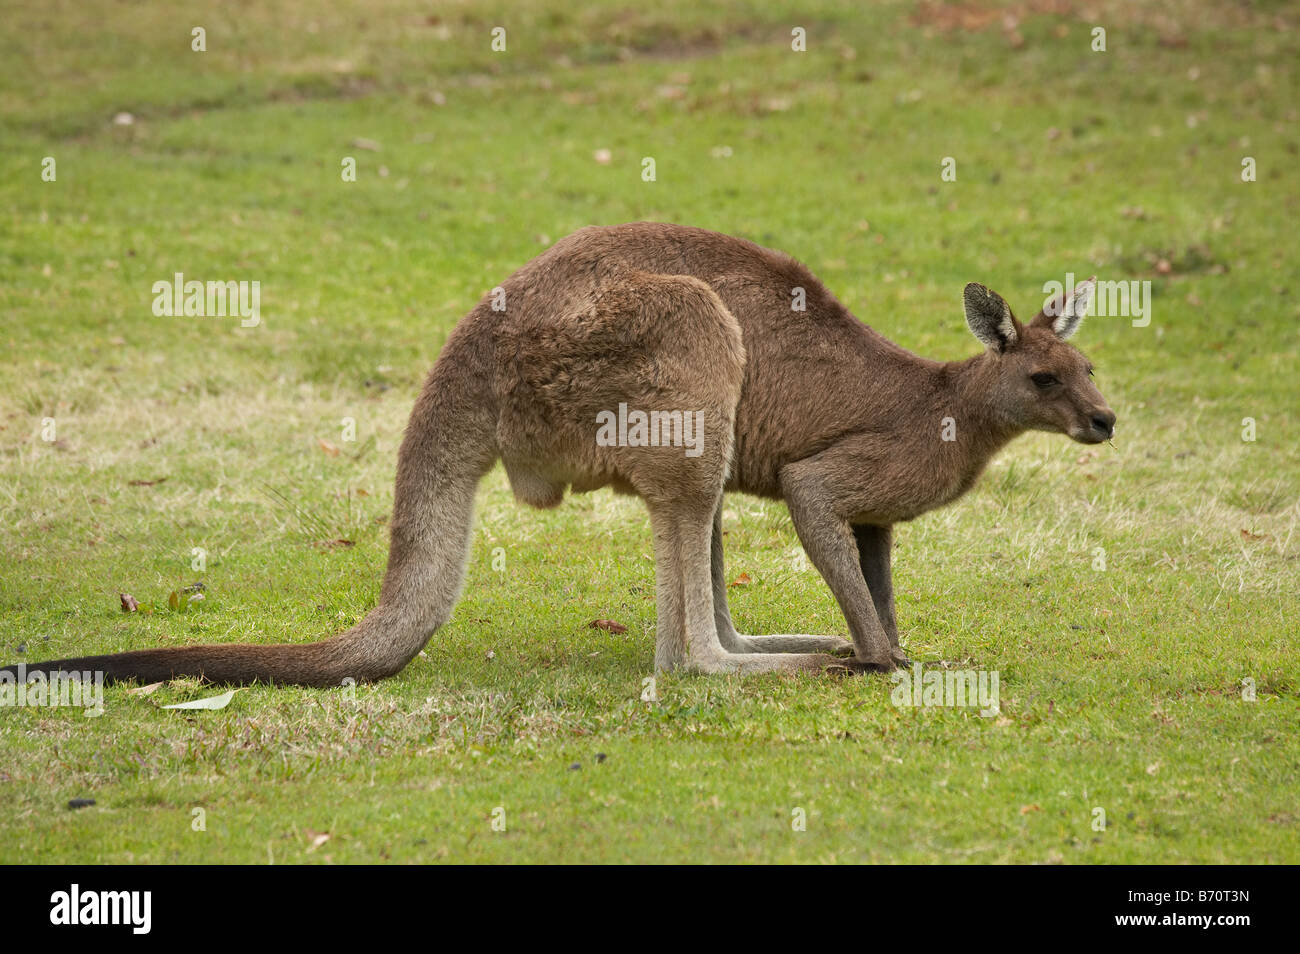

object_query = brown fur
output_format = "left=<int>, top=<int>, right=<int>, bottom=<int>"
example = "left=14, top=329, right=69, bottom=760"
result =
left=2, top=223, right=1114, bottom=686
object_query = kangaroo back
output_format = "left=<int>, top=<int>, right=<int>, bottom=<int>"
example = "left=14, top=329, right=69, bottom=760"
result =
left=1, top=314, right=500, bottom=687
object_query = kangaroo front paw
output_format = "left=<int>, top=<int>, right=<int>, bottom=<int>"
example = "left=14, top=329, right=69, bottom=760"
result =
left=821, top=655, right=894, bottom=676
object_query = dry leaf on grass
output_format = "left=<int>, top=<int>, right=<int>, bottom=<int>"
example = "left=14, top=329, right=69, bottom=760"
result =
left=161, top=689, right=240, bottom=711
left=315, top=538, right=355, bottom=550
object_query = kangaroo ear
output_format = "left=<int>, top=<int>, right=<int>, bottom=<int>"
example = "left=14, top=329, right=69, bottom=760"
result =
left=964, top=283, right=1019, bottom=352
left=1032, top=276, right=1094, bottom=340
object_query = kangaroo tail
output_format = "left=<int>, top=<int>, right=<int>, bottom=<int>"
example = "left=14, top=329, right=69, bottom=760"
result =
left=0, top=319, right=499, bottom=688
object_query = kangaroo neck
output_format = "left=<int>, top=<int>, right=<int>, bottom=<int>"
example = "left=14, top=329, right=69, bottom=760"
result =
left=933, top=352, right=1024, bottom=486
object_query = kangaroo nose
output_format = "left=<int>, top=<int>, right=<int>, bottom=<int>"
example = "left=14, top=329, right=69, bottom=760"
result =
left=1090, top=411, right=1116, bottom=439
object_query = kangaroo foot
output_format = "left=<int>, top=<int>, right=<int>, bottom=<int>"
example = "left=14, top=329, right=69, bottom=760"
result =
left=733, top=634, right=854, bottom=655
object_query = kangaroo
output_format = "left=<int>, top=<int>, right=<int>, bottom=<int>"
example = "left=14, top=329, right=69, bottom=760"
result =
left=3, top=223, right=1114, bottom=687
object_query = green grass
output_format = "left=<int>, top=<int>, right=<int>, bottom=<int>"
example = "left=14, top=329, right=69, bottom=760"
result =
left=1, top=0, right=1297, bottom=863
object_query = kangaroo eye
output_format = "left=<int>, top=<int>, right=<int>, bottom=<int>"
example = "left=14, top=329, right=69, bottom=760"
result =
left=1030, top=372, right=1059, bottom=389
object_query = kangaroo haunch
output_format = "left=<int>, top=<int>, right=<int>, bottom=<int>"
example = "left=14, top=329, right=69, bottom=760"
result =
left=2, top=223, right=1115, bottom=687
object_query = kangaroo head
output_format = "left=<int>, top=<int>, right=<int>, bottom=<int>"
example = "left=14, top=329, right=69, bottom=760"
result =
left=962, top=278, right=1116, bottom=444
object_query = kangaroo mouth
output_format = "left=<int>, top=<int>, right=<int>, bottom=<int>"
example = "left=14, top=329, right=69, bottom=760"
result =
left=1070, top=424, right=1111, bottom=444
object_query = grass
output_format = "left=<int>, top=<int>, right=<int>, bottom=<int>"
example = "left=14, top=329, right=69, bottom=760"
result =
left=1, top=0, right=1297, bottom=863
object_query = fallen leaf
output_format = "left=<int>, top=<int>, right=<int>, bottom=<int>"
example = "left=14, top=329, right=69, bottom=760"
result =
left=1240, top=528, right=1271, bottom=541
left=119, top=592, right=139, bottom=613
left=305, top=830, right=332, bottom=852
left=593, top=148, right=612, bottom=164
left=1019, top=804, right=1042, bottom=814
left=162, top=689, right=239, bottom=711
left=590, top=619, right=627, bottom=634
left=315, top=538, right=355, bottom=550
left=729, top=572, right=752, bottom=587
left=318, top=438, right=340, bottom=456
left=127, top=681, right=164, bottom=696
left=128, top=477, right=168, bottom=487
left=350, top=137, right=380, bottom=151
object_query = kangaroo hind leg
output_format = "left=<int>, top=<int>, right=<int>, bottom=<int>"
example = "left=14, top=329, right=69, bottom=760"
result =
left=652, top=496, right=855, bottom=677
left=710, top=499, right=854, bottom=656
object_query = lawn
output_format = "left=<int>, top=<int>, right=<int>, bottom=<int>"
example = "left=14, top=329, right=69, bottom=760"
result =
left=1, top=0, right=1297, bottom=863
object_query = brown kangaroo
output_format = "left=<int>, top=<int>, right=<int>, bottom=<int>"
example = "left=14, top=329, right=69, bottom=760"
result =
left=2, top=223, right=1114, bottom=687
